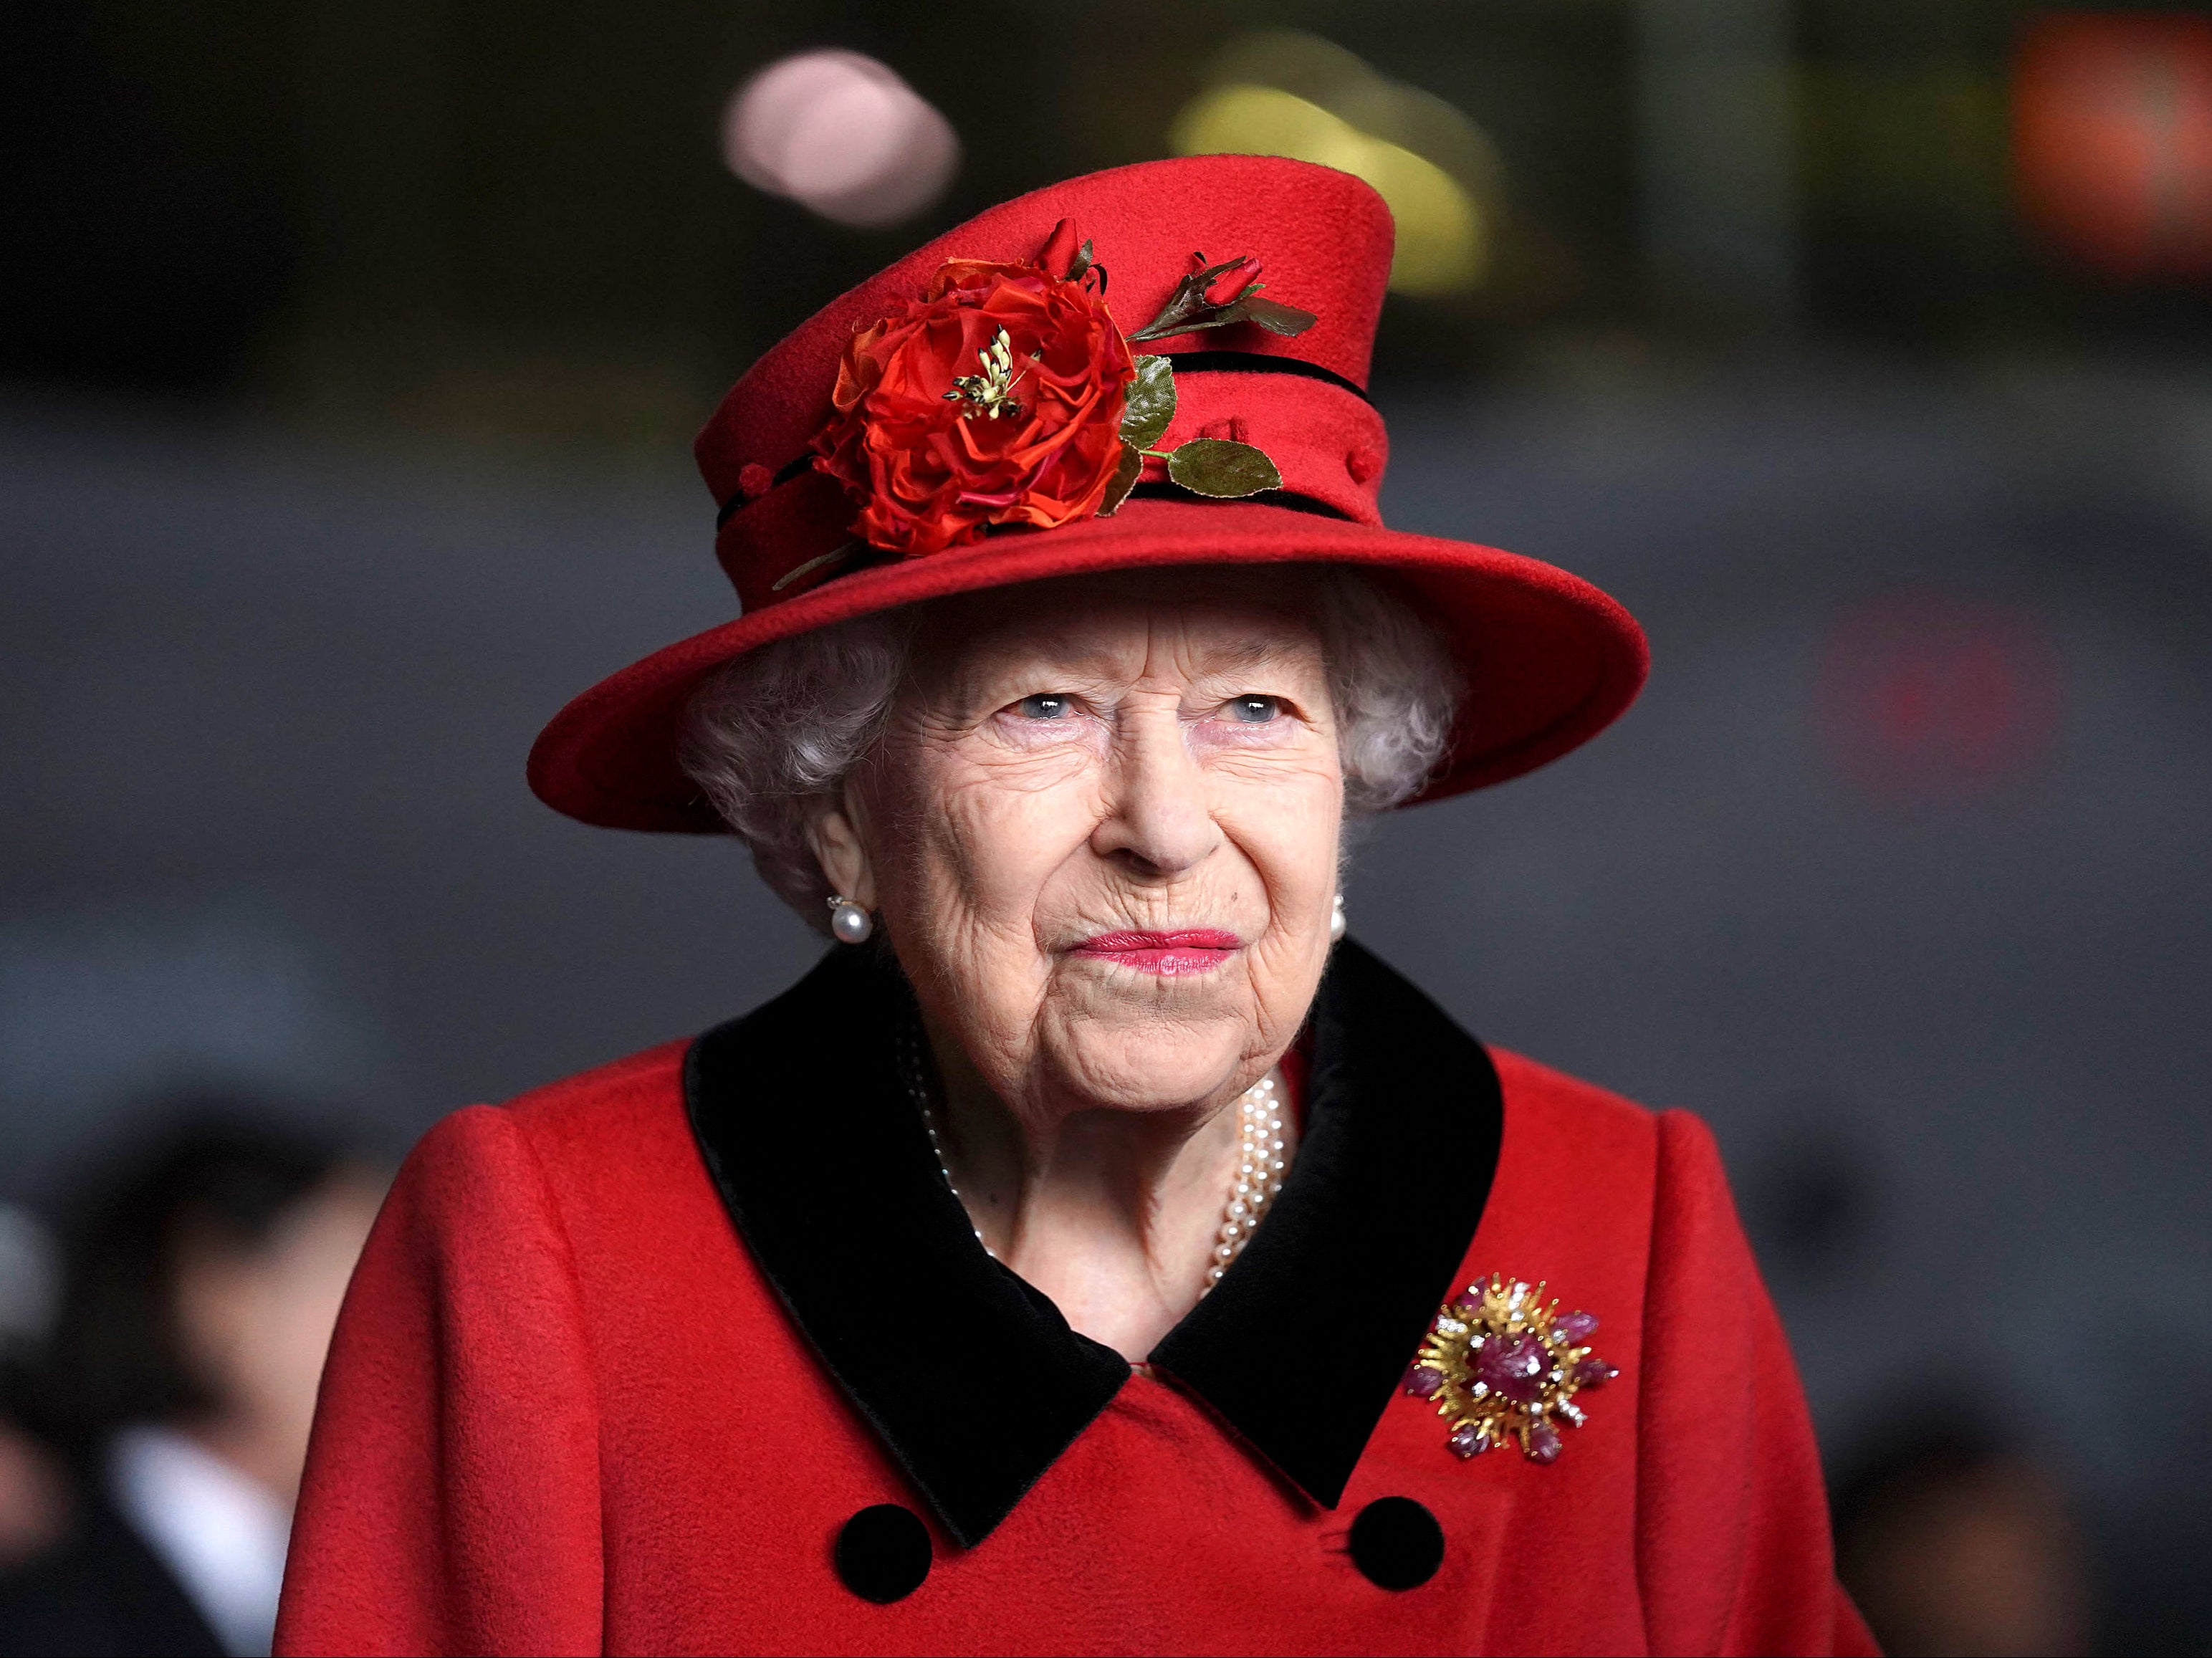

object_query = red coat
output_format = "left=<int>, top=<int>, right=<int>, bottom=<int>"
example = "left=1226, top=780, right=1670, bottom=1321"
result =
left=277, top=944, right=1875, bottom=1657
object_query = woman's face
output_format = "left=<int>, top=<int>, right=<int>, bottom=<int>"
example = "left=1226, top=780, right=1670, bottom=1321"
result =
left=820, top=567, right=1344, bottom=1121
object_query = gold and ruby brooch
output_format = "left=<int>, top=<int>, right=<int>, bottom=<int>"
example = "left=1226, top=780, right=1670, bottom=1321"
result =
left=1403, top=1275, right=1615, bottom=1464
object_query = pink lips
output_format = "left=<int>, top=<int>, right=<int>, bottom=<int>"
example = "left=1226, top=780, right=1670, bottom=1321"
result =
left=1070, top=929, right=1242, bottom=976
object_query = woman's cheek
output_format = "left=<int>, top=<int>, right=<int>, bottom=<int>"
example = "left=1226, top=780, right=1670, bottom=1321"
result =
left=1212, top=747, right=1342, bottom=859
left=1220, top=770, right=1341, bottom=936
left=934, top=762, right=1101, bottom=919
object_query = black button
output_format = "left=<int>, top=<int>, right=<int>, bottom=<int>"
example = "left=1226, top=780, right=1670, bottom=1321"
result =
left=834, top=1504, right=932, bottom=1603
left=1348, top=1495, right=1445, bottom=1590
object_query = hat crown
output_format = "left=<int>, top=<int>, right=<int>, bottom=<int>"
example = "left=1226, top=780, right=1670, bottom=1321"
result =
left=694, top=155, right=1395, bottom=510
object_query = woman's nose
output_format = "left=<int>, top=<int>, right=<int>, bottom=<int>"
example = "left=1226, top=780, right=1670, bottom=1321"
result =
left=1091, top=710, right=1219, bottom=876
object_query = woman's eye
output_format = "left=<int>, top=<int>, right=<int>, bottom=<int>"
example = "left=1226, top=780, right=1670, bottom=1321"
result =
left=1227, top=695, right=1281, bottom=723
left=1016, top=694, right=1073, bottom=720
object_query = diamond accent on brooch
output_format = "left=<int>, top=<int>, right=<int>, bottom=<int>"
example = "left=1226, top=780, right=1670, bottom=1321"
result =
left=1402, top=1275, right=1615, bottom=1465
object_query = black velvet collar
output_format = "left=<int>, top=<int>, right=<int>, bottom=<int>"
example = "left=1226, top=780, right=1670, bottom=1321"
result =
left=684, top=938, right=1502, bottom=1548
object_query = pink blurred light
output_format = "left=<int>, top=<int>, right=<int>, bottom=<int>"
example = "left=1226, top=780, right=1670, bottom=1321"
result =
left=722, top=51, right=959, bottom=229
left=1816, top=599, right=2062, bottom=805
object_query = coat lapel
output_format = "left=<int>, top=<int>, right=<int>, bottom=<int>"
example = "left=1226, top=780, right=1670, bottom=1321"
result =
left=685, top=939, right=1502, bottom=1546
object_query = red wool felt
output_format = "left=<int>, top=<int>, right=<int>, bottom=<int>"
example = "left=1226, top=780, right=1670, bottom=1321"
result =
left=277, top=1044, right=1873, bottom=1657
left=525, top=154, right=1650, bottom=835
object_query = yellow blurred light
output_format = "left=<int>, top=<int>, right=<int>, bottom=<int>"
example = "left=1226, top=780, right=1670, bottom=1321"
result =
left=1169, top=82, right=1487, bottom=295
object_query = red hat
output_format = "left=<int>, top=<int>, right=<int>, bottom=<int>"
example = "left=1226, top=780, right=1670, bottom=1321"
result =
left=529, top=155, right=1645, bottom=833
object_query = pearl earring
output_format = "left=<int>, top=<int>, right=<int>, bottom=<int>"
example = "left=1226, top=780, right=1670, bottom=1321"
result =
left=827, top=896, right=874, bottom=945
left=1330, top=893, right=1347, bottom=942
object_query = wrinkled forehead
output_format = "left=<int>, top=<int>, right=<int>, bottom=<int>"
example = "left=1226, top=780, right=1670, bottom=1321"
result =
left=903, top=565, right=1331, bottom=686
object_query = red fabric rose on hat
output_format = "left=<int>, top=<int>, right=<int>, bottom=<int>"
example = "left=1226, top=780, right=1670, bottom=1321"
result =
left=811, top=257, right=1136, bottom=557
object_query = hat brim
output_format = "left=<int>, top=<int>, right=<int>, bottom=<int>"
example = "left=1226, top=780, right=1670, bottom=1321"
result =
left=527, top=497, right=1647, bottom=833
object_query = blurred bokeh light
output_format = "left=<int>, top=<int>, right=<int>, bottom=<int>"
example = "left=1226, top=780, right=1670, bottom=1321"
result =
left=1815, top=600, right=2064, bottom=803
left=2014, top=14, right=2212, bottom=281
left=1169, top=32, right=1499, bottom=296
left=722, top=50, right=959, bottom=229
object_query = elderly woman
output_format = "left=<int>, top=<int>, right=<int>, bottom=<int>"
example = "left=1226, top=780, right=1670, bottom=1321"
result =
left=277, top=158, right=1875, bottom=1656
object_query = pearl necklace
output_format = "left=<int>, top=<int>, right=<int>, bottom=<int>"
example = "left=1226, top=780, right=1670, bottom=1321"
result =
left=1205, top=1075, right=1288, bottom=1290
left=896, top=1021, right=1290, bottom=1295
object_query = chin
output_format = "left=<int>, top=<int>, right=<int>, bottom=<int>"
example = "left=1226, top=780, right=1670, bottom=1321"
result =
left=1049, top=1018, right=1258, bottom=1113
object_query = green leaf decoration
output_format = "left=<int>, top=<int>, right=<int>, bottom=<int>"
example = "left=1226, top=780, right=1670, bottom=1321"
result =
left=1165, top=439, right=1281, bottom=499
left=1237, top=295, right=1318, bottom=336
left=1096, top=442, right=1144, bottom=517
left=1119, top=355, right=1177, bottom=451
left=1067, top=239, right=1094, bottom=282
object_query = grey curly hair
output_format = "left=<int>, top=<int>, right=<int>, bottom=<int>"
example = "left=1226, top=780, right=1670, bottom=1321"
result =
left=679, top=567, right=1463, bottom=932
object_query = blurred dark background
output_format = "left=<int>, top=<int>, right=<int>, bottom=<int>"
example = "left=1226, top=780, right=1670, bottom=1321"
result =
left=2, top=1, right=2208, bottom=1652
